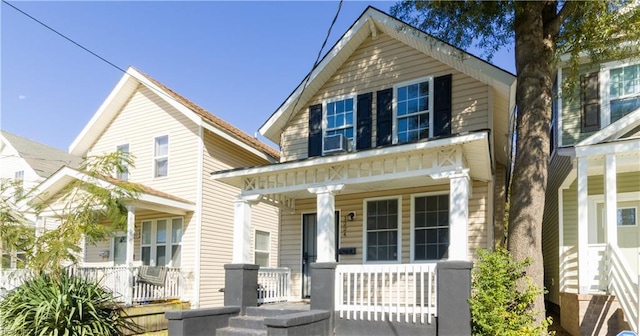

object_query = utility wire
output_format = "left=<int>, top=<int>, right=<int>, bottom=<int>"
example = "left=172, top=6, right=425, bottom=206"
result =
left=287, top=0, right=344, bottom=125
left=2, top=0, right=127, bottom=74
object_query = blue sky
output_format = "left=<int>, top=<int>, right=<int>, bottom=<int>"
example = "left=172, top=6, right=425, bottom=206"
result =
left=1, top=1, right=515, bottom=151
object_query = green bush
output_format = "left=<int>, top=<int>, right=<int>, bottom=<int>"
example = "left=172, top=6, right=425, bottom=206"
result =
left=469, top=247, right=551, bottom=336
left=0, top=272, right=140, bottom=336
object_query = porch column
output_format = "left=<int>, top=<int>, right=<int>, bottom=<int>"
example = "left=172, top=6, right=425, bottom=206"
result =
left=604, top=154, right=617, bottom=246
left=577, top=157, right=589, bottom=294
left=308, top=185, right=344, bottom=262
left=449, top=169, right=470, bottom=261
left=125, top=205, right=135, bottom=306
left=232, top=195, right=261, bottom=264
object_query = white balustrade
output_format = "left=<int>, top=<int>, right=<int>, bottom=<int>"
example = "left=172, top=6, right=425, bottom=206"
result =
left=258, top=267, right=291, bottom=304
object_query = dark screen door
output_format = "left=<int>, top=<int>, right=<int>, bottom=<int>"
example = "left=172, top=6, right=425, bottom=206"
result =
left=301, top=212, right=339, bottom=298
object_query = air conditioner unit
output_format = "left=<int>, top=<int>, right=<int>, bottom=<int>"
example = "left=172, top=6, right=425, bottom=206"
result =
left=323, top=134, right=348, bottom=154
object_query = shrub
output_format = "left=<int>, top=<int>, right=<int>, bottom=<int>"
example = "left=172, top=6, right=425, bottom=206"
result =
left=0, top=271, right=140, bottom=335
left=469, top=247, right=552, bottom=336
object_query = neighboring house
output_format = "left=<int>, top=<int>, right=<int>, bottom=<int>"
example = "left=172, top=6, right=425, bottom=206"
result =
left=213, top=6, right=516, bottom=330
left=24, top=67, right=281, bottom=308
left=0, top=131, right=79, bottom=289
left=543, top=55, right=640, bottom=334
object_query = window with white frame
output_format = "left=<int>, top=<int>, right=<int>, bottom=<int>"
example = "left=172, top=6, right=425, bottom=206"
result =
left=154, top=135, right=168, bottom=178
left=609, top=63, right=640, bottom=123
left=413, top=193, right=449, bottom=261
left=116, top=144, right=129, bottom=181
left=324, top=97, right=355, bottom=152
left=1, top=240, right=26, bottom=270
left=365, top=197, right=400, bottom=262
left=14, top=170, right=24, bottom=198
left=141, top=218, right=182, bottom=267
left=254, top=230, right=270, bottom=267
left=395, top=78, right=432, bottom=144
left=617, top=207, right=637, bottom=226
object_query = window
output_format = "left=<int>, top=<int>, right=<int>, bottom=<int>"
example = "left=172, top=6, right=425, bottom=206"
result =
left=154, top=135, right=168, bottom=178
left=324, top=97, right=355, bottom=152
left=14, top=170, right=24, bottom=198
left=413, top=193, right=449, bottom=261
left=141, top=217, right=182, bottom=267
left=254, top=230, right=270, bottom=267
left=112, top=235, right=126, bottom=265
left=617, top=207, right=637, bottom=226
left=116, top=144, right=129, bottom=181
left=581, top=73, right=600, bottom=133
left=365, top=197, right=401, bottom=262
left=1, top=240, right=26, bottom=270
left=609, top=63, right=640, bottom=122
left=395, top=78, right=433, bottom=144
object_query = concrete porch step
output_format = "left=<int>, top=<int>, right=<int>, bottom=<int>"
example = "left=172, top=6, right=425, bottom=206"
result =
left=228, top=315, right=267, bottom=330
left=216, top=327, right=267, bottom=336
left=244, top=307, right=306, bottom=317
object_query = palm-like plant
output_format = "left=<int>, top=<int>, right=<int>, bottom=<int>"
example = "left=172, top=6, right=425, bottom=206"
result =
left=0, top=271, right=140, bottom=336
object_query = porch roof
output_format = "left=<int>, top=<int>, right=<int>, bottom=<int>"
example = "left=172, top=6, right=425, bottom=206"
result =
left=212, top=131, right=492, bottom=203
left=26, top=166, right=195, bottom=216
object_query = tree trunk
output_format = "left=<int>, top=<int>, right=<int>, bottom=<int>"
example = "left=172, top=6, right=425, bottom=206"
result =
left=508, top=2, right=556, bottom=327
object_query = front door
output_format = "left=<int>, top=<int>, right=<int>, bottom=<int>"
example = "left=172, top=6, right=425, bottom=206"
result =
left=301, top=212, right=339, bottom=298
left=113, top=235, right=127, bottom=265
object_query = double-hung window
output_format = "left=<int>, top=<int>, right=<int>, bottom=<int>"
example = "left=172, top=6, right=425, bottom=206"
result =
left=609, top=63, right=640, bottom=123
left=116, top=144, right=129, bottom=181
left=154, top=135, right=168, bottom=178
left=412, top=193, right=449, bottom=261
left=254, top=230, right=270, bottom=267
left=395, top=77, right=433, bottom=144
left=141, top=217, right=182, bottom=267
left=324, top=97, right=355, bottom=152
left=365, top=197, right=401, bottom=262
left=1, top=240, right=26, bottom=270
left=14, top=170, right=24, bottom=198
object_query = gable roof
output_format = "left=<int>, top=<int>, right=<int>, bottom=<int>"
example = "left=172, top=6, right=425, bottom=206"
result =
left=0, top=130, right=81, bottom=178
left=259, top=6, right=516, bottom=144
left=69, top=67, right=279, bottom=161
left=577, top=107, right=640, bottom=146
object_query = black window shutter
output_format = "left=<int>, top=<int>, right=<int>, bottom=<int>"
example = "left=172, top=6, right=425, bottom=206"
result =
left=376, top=88, right=393, bottom=146
left=356, top=92, right=372, bottom=150
left=581, top=73, right=600, bottom=133
left=433, top=74, right=452, bottom=137
left=308, top=104, right=323, bottom=157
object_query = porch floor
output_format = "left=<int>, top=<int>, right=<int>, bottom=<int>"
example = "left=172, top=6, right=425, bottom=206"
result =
left=258, top=301, right=310, bottom=310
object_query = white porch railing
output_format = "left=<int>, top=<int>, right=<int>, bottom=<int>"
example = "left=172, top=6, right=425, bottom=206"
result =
left=335, top=263, right=437, bottom=325
left=587, top=244, right=607, bottom=292
left=0, top=269, right=31, bottom=294
left=606, top=244, right=640, bottom=333
left=257, top=267, right=291, bottom=304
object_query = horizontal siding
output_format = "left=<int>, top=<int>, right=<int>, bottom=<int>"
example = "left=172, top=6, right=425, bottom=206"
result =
left=493, top=163, right=507, bottom=247
left=0, top=146, right=41, bottom=191
left=279, top=181, right=489, bottom=301
left=280, top=33, right=490, bottom=162
left=86, top=85, right=200, bottom=202
left=199, top=130, right=279, bottom=308
left=560, top=63, right=601, bottom=146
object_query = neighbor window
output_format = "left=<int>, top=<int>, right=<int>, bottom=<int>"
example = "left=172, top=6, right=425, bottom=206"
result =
left=154, top=135, right=168, bottom=177
left=395, top=78, right=432, bottom=144
left=14, top=170, right=24, bottom=198
left=141, top=217, right=182, bottom=267
left=324, top=97, right=355, bottom=151
left=617, top=207, right=637, bottom=226
left=609, top=63, right=640, bottom=122
left=413, top=193, right=449, bottom=261
left=254, top=230, right=270, bottom=267
left=1, top=240, right=26, bottom=270
left=116, top=144, right=129, bottom=181
left=365, top=198, right=400, bottom=262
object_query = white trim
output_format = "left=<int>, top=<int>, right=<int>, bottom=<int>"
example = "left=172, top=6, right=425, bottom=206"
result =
left=577, top=157, right=589, bottom=293
left=362, top=195, right=402, bottom=264
left=392, top=76, right=434, bottom=144
left=322, top=94, right=358, bottom=154
left=409, top=191, right=450, bottom=263
left=578, top=107, right=640, bottom=146
left=575, top=138, right=640, bottom=157
left=487, top=179, right=495, bottom=251
left=201, top=123, right=277, bottom=163
left=153, top=134, right=169, bottom=179
left=557, top=67, right=564, bottom=148
left=558, top=185, right=566, bottom=292
left=193, top=125, right=204, bottom=308
left=617, top=207, right=638, bottom=227
left=139, top=217, right=183, bottom=267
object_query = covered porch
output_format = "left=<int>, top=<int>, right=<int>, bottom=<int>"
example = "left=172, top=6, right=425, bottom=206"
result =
left=213, top=131, right=493, bottom=326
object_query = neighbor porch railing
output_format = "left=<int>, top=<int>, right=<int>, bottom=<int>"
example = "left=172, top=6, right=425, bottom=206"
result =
left=0, top=269, right=31, bottom=294
left=335, top=263, right=437, bottom=325
left=606, top=243, right=640, bottom=333
left=257, top=267, right=291, bottom=304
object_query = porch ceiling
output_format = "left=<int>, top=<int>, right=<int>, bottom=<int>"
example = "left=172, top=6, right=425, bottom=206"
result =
left=213, top=132, right=492, bottom=201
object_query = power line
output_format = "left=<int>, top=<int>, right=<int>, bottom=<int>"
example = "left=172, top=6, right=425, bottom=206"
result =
left=2, top=0, right=127, bottom=74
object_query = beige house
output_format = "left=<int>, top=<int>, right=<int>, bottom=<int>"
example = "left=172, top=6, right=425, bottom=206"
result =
left=543, top=56, right=640, bottom=334
left=214, top=7, right=516, bottom=326
left=25, top=67, right=280, bottom=308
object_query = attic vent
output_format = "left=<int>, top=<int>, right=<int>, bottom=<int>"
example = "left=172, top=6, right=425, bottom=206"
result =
left=323, top=134, right=348, bottom=154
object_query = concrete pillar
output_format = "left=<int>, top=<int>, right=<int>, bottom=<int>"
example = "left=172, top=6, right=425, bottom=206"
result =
left=125, top=205, right=135, bottom=306
left=224, top=264, right=259, bottom=314
left=449, top=170, right=470, bottom=261
left=308, top=185, right=344, bottom=263
left=437, top=261, right=473, bottom=336
left=577, top=157, right=589, bottom=294
left=310, top=262, right=337, bottom=333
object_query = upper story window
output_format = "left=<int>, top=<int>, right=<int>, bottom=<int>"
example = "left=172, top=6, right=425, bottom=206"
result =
left=116, top=144, right=129, bottom=181
left=394, top=78, right=433, bottom=144
left=14, top=170, right=24, bottom=198
left=323, top=96, right=355, bottom=154
left=609, top=63, right=640, bottom=122
left=154, top=135, right=168, bottom=178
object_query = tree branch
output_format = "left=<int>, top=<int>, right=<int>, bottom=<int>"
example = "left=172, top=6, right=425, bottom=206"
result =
left=545, top=1, right=579, bottom=38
